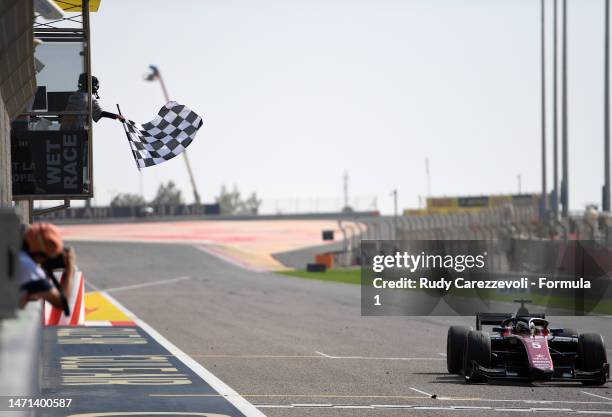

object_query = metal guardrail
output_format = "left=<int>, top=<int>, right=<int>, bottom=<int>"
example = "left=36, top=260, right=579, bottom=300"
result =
left=329, top=207, right=612, bottom=267
left=395, top=206, right=539, bottom=241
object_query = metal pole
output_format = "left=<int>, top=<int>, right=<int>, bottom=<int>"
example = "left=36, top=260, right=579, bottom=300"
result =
left=540, top=0, right=548, bottom=220
left=156, top=73, right=171, bottom=104
left=392, top=189, right=398, bottom=240
left=337, top=220, right=348, bottom=266
left=425, top=157, right=431, bottom=197
left=84, top=0, right=93, bottom=203
left=553, top=0, right=559, bottom=217
left=561, top=0, right=569, bottom=217
left=604, top=0, right=611, bottom=211
left=343, top=171, right=348, bottom=210
left=28, top=199, right=33, bottom=224
left=517, top=174, right=522, bottom=194
left=150, top=67, right=201, bottom=205
left=116, top=104, right=141, bottom=171
left=139, top=171, right=143, bottom=198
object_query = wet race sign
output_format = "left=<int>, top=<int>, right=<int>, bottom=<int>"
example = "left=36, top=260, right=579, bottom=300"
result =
left=11, top=130, right=89, bottom=197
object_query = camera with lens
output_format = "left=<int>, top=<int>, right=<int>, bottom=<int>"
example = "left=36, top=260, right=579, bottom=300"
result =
left=42, top=246, right=71, bottom=272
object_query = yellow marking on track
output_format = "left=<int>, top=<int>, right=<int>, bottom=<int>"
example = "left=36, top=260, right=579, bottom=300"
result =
left=85, top=292, right=131, bottom=322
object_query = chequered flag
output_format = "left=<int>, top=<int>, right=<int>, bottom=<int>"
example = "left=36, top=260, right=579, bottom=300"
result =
left=122, top=101, right=203, bottom=169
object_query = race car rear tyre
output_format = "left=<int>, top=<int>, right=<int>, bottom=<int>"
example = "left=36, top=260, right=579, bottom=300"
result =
left=447, top=326, right=470, bottom=374
left=578, top=333, right=608, bottom=386
left=463, top=330, right=491, bottom=383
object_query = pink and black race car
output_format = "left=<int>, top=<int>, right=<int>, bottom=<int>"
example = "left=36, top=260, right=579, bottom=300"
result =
left=446, top=301, right=609, bottom=385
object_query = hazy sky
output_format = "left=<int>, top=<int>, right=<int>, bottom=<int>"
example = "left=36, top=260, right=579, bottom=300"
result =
left=84, top=0, right=607, bottom=214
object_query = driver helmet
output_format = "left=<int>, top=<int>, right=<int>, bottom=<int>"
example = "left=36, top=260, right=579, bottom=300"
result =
left=515, top=320, right=530, bottom=334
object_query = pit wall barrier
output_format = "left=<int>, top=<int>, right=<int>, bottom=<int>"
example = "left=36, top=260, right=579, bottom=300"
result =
left=0, top=208, right=20, bottom=318
left=44, top=270, right=85, bottom=326
left=0, top=299, right=42, bottom=414
left=0, top=207, right=41, bottom=410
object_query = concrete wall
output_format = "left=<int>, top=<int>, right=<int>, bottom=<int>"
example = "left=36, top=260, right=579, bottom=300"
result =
left=0, top=88, right=10, bottom=206
left=0, top=0, right=36, bottom=222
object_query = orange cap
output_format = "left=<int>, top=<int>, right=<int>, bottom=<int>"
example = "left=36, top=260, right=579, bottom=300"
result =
left=25, top=223, right=64, bottom=257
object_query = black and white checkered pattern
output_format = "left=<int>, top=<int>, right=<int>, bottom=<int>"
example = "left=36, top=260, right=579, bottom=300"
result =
left=123, top=101, right=203, bottom=169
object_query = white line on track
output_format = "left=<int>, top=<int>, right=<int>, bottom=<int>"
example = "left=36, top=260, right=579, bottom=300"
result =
left=84, top=279, right=101, bottom=292
left=189, top=354, right=322, bottom=359
left=100, top=276, right=191, bottom=293
left=314, top=351, right=444, bottom=361
left=438, top=352, right=447, bottom=357
left=148, top=393, right=612, bottom=406
left=409, top=387, right=433, bottom=397
left=196, top=245, right=265, bottom=272
left=581, top=391, right=612, bottom=401
left=151, top=394, right=430, bottom=400
left=102, top=291, right=265, bottom=417
left=253, top=404, right=612, bottom=413
left=438, top=397, right=612, bottom=406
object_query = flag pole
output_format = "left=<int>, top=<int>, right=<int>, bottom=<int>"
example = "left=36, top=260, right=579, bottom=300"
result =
left=116, top=104, right=141, bottom=171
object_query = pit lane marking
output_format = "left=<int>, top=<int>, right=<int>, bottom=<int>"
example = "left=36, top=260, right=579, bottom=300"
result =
left=102, top=292, right=265, bottom=417
left=68, top=411, right=229, bottom=417
left=314, top=351, right=444, bottom=361
left=581, top=391, right=612, bottom=401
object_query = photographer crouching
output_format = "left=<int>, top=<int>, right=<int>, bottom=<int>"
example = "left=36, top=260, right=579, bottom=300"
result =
left=18, top=223, right=75, bottom=315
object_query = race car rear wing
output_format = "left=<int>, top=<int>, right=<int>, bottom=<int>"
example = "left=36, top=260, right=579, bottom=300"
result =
left=476, top=313, right=512, bottom=330
left=476, top=312, right=547, bottom=330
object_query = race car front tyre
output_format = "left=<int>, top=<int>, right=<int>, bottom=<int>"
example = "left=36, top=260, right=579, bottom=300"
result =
left=463, top=330, right=491, bottom=383
left=578, top=333, right=608, bottom=386
left=447, top=326, right=470, bottom=374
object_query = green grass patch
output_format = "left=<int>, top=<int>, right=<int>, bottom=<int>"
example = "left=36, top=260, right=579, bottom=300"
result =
left=277, top=268, right=361, bottom=285
left=277, top=269, right=612, bottom=314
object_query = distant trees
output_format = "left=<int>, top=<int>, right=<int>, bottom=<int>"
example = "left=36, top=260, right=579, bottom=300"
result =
left=108, top=182, right=263, bottom=215
left=151, top=180, right=184, bottom=206
left=215, top=185, right=262, bottom=215
left=110, top=193, right=146, bottom=207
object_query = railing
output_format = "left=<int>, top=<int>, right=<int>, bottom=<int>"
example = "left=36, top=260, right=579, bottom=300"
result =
left=329, top=206, right=612, bottom=268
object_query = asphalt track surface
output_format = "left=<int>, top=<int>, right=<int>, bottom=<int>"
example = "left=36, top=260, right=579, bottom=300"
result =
left=66, top=241, right=612, bottom=416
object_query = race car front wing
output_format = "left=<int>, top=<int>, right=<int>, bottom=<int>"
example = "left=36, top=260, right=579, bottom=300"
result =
left=469, top=361, right=609, bottom=383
